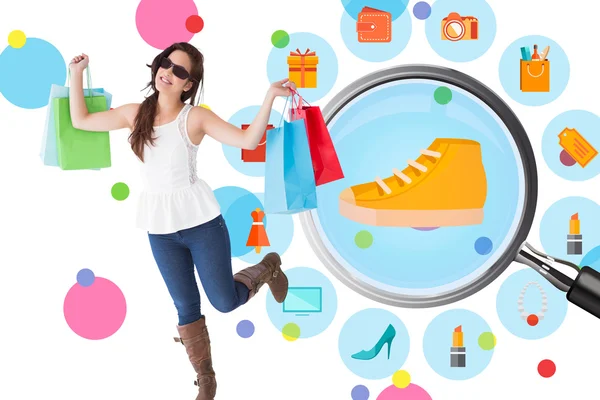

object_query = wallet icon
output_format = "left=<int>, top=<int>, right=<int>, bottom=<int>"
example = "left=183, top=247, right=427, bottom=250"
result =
left=356, top=7, right=391, bottom=43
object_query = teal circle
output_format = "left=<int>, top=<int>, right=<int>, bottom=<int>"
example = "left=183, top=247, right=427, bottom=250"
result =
left=339, top=308, right=409, bottom=380
left=582, top=245, right=600, bottom=272
left=0, top=37, right=66, bottom=109
left=496, top=268, right=568, bottom=340
left=266, top=32, right=338, bottom=103
left=499, top=35, right=570, bottom=106
left=434, top=86, right=452, bottom=104
left=539, top=196, right=600, bottom=266
left=266, top=267, right=337, bottom=339
left=423, top=309, right=493, bottom=380
left=542, top=110, right=600, bottom=181
left=340, top=7, right=412, bottom=62
left=239, top=193, right=294, bottom=264
left=222, top=106, right=282, bottom=177
left=271, top=30, right=290, bottom=48
left=425, top=0, right=497, bottom=62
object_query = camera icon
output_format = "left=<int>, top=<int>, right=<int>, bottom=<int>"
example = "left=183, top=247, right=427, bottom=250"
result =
left=441, top=12, right=479, bottom=42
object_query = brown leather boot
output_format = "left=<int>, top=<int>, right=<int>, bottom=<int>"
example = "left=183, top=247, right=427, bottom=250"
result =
left=234, top=252, right=288, bottom=303
left=174, top=316, right=216, bottom=400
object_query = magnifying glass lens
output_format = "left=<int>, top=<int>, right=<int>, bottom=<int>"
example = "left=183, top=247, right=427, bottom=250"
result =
left=310, top=79, right=526, bottom=300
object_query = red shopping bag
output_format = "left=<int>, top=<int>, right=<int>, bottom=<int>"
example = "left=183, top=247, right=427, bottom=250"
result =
left=289, top=91, right=344, bottom=186
left=241, top=124, right=273, bottom=162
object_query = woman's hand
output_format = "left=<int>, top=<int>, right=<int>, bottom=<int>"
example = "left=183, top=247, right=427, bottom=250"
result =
left=69, top=53, right=89, bottom=73
left=268, top=78, right=296, bottom=98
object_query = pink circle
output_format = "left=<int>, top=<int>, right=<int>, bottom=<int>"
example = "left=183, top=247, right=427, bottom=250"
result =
left=377, top=383, right=431, bottom=400
left=135, top=0, right=198, bottom=50
left=63, top=277, right=127, bottom=340
left=377, top=383, right=432, bottom=400
left=560, top=150, right=576, bottom=166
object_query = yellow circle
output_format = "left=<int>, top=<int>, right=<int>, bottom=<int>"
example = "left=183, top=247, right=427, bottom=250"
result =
left=199, top=104, right=211, bottom=110
left=282, top=322, right=300, bottom=341
left=8, top=30, right=26, bottom=48
left=392, top=369, right=411, bottom=389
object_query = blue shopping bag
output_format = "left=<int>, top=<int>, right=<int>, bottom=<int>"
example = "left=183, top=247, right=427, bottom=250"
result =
left=264, top=98, right=317, bottom=214
left=40, top=67, right=112, bottom=167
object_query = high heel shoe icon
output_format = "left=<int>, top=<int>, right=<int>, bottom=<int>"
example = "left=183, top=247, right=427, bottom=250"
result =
left=351, top=324, right=396, bottom=361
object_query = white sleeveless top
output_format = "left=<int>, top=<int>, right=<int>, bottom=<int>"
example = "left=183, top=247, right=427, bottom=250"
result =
left=136, top=104, right=221, bottom=234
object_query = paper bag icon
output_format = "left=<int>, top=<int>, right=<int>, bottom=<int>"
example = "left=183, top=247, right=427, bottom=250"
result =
left=241, top=124, right=273, bottom=162
left=356, top=7, right=391, bottom=43
left=520, top=60, right=550, bottom=92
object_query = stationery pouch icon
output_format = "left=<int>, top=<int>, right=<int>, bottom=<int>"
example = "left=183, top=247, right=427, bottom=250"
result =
left=520, top=60, right=550, bottom=92
left=356, top=7, right=391, bottom=43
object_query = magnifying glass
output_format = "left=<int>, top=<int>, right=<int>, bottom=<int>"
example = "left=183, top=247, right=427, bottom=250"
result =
left=300, top=65, right=600, bottom=319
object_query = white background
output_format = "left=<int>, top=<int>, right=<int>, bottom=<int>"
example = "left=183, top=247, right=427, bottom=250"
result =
left=1, top=0, right=599, bottom=399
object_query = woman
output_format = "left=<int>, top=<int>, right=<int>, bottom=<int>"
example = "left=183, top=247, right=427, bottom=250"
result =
left=69, top=42, right=292, bottom=400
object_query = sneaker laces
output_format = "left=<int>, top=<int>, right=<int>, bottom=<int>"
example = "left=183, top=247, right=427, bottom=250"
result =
left=375, top=149, right=442, bottom=194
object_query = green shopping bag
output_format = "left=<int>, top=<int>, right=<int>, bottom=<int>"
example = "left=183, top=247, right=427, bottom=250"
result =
left=54, top=67, right=111, bottom=170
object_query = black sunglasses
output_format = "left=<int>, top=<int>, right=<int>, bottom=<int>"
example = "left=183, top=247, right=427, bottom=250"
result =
left=160, top=57, right=194, bottom=81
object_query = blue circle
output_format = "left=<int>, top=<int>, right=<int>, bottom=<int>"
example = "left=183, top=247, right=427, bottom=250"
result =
left=542, top=110, right=600, bottom=181
left=496, top=268, right=568, bottom=340
left=266, top=32, right=338, bottom=102
left=77, top=268, right=95, bottom=287
left=239, top=193, right=294, bottom=264
left=539, top=196, right=600, bottom=266
left=582, top=245, right=600, bottom=272
left=413, top=2, right=432, bottom=20
left=266, top=267, right=337, bottom=339
left=311, top=79, right=524, bottom=295
left=0, top=38, right=66, bottom=109
left=339, top=308, right=409, bottom=380
left=341, top=0, right=408, bottom=21
left=340, top=7, right=412, bottom=62
left=499, top=35, right=570, bottom=106
left=474, top=237, right=493, bottom=255
left=423, top=309, right=493, bottom=380
left=351, top=384, right=370, bottom=400
left=425, top=0, right=496, bottom=62
left=222, top=106, right=282, bottom=177
left=236, top=320, right=255, bottom=338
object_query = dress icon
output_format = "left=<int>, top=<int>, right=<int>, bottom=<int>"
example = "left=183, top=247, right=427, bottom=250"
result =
left=246, top=208, right=270, bottom=253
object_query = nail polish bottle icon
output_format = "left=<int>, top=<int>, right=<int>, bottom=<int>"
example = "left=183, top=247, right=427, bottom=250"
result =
left=567, top=213, right=582, bottom=255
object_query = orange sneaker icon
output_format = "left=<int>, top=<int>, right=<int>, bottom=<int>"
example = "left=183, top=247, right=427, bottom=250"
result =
left=339, top=139, right=487, bottom=227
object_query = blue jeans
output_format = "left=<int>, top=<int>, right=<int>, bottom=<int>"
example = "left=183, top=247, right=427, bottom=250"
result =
left=148, top=214, right=250, bottom=325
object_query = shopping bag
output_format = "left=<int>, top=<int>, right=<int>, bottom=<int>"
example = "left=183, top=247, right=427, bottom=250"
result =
left=264, top=98, right=317, bottom=214
left=520, top=60, right=550, bottom=92
left=54, top=92, right=112, bottom=170
left=289, top=92, right=344, bottom=186
left=241, top=124, right=273, bottom=162
left=40, top=84, right=111, bottom=167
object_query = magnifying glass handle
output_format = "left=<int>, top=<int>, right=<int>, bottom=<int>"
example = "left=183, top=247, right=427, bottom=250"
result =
left=516, top=242, right=600, bottom=319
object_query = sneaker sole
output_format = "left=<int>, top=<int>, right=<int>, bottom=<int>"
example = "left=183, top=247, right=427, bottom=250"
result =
left=339, top=200, right=484, bottom=227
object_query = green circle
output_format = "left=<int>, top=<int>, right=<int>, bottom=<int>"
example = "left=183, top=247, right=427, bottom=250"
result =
left=434, top=86, right=453, bottom=105
left=111, top=182, right=130, bottom=201
left=282, top=322, right=301, bottom=341
left=271, top=30, right=290, bottom=49
left=355, top=230, right=373, bottom=249
left=478, top=332, right=496, bottom=350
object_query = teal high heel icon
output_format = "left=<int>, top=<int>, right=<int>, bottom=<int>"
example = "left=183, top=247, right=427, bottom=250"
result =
left=351, top=324, right=396, bottom=361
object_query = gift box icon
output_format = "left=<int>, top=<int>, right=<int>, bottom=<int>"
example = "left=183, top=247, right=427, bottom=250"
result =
left=287, top=48, right=318, bottom=88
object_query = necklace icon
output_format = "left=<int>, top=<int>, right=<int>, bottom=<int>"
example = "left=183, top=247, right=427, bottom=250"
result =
left=517, top=281, right=547, bottom=326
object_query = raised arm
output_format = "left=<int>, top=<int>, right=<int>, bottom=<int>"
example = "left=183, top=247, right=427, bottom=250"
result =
left=188, top=78, right=294, bottom=149
left=69, top=54, right=139, bottom=132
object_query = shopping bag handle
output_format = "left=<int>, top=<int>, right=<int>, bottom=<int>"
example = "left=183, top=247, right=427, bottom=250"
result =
left=67, top=64, right=94, bottom=99
left=526, top=63, right=545, bottom=78
left=276, top=94, right=292, bottom=128
left=290, top=88, right=311, bottom=107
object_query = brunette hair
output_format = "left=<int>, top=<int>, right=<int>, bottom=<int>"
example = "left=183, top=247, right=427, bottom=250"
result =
left=129, top=42, right=204, bottom=161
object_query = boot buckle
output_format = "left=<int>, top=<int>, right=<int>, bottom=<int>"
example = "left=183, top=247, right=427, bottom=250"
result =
left=273, top=270, right=279, bottom=278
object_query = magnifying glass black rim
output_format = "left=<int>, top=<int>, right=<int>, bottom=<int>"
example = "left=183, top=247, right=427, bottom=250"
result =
left=299, top=64, right=538, bottom=308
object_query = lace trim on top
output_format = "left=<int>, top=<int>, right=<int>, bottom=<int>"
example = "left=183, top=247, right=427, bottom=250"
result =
left=177, top=104, right=198, bottom=185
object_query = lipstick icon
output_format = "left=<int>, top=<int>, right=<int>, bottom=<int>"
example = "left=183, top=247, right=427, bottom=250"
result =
left=567, top=213, right=582, bottom=255
left=450, top=325, right=466, bottom=368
